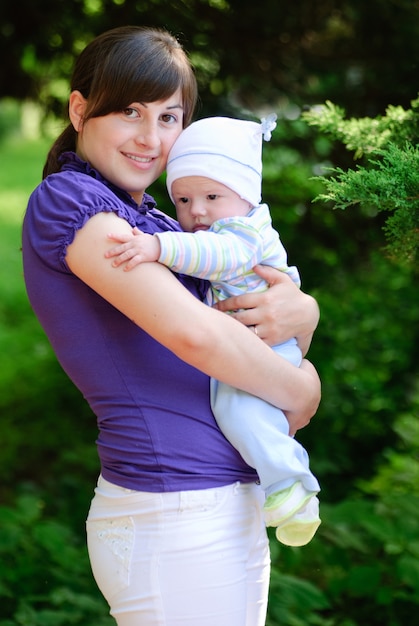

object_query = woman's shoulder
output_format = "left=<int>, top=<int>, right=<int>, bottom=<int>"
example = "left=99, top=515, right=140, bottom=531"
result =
left=29, top=164, right=140, bottom=230
left=23, top=161, right=141, bottom=273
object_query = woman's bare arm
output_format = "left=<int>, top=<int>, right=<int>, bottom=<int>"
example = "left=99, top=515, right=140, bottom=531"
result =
left=66, top=212, right=320, bottom=420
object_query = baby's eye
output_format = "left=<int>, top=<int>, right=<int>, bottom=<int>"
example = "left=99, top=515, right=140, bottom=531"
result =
left=207, top=194, right=218, bottom=201
left=174, top=197, right=190, bottom=207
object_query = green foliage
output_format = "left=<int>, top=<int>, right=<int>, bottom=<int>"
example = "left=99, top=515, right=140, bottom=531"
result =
left=303, top=99, right=419, bottom=158
left=312, top=494, right=419, bottom=624
left=299, top=251, right=418, bottom=504
left=267, top=566, right=330, bottom=626
left=0, top=491, right=113, bottom=625
left=360, top=388, right=419, bottom=498
left=4, top=0, right=419, bottom=120
left=303, top=96, right=419, bottom=262
left=268, top=391, right=419, bottom=626
left=315, top=143, right=419, bottom=261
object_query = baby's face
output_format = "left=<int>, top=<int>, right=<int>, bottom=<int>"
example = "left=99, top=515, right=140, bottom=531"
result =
left=171, top=176, right=252, bottom=233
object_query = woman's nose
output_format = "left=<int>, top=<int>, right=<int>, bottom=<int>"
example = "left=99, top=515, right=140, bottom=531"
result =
left=135, top=121, right=160, bottom=148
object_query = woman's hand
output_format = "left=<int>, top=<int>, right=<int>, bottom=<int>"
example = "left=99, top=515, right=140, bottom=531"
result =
left=214, top=265, right=320, bottom=355
left=284, top=359, right=321, bottom=436
left=214, top=265, right=321, bottom=433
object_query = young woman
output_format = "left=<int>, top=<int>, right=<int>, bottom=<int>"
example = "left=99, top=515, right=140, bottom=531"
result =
left=22, top=26, right=320, bottom=626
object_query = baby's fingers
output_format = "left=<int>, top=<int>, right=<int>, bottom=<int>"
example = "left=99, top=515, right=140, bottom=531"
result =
left=105, top=242, right=128, bottom=259
left=105, top=243, right=136, bottom=267
left=107, top=231, right=134, bottom=244
left=112, top=249, right=138, bottom=267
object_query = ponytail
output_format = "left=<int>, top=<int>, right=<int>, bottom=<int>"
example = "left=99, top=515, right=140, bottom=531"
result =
left=43, top=125, right=77, bottom=178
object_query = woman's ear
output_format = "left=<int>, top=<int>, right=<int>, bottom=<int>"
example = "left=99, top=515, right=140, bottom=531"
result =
left=69, top=90, right=87, bottom=132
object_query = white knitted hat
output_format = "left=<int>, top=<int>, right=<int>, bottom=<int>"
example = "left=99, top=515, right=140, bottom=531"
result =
left=166, top=114, right=277, bottom=208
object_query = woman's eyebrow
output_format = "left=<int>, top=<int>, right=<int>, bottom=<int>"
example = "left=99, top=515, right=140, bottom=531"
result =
left=135, top=102, right=184, bottom=110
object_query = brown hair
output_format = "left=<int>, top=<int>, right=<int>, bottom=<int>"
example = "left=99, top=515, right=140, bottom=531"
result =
left=43, top=26, right=198, bottom=178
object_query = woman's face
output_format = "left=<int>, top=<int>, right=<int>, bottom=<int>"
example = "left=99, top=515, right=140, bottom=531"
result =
left=70, top=90, right=184, bottom=204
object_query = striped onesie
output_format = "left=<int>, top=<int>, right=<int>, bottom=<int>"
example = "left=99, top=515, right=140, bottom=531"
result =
left=156, top=203, right=301, bottom=303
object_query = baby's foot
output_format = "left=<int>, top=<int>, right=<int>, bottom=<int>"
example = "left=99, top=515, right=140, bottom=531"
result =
left=264, top=481, right=315, bottom=527
left=275, top=496, right=321, bottom=547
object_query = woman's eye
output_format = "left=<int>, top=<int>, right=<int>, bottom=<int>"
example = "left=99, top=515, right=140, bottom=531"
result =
left=123, top=107, right=139, bottom=118
left=161, top=113, right=177, bottom=124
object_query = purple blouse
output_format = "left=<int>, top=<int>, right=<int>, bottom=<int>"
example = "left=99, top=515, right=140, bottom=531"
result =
left=22, top=153, right=257, bottom=491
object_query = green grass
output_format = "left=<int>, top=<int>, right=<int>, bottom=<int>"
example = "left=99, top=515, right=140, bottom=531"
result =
left=0, top=138, right=50, bottom=312
left=0, top=137, right=53, bottom=397
left=0, top=136, right=50, bottom=298
left=0, top=137, right=50, bottom=223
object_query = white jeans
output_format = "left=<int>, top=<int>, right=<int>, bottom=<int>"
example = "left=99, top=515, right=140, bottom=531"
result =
left=86, top=476, right=270, bottom=626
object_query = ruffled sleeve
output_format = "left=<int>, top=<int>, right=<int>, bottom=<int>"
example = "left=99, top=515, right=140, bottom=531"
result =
left=25, top=169, right=141, bottom=274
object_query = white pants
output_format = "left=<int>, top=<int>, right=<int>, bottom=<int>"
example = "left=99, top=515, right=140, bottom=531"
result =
left=86, top=476, right=270, bottom=626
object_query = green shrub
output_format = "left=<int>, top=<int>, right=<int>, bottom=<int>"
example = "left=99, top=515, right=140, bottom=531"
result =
left=0, top=490, right=113, bottom=626
left=303, top=96, right=419, bottom=262
left=268, top=390, right=419, bottom=625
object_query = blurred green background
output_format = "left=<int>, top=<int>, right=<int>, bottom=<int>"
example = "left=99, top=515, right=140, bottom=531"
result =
left=1, top=1, right=418, bottom=624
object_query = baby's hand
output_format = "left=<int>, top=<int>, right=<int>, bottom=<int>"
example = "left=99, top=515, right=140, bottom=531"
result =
left=105, top=227, right=161, bottom=270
